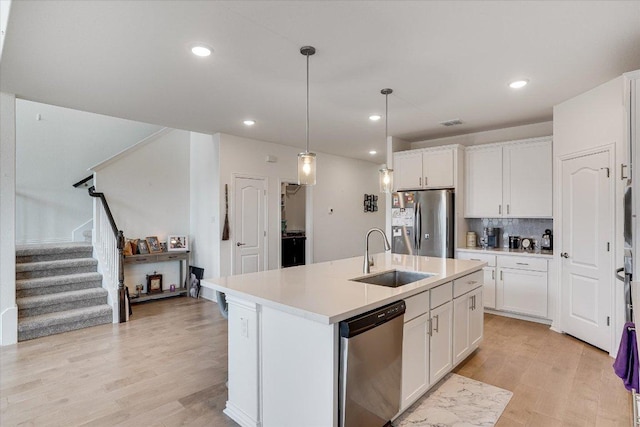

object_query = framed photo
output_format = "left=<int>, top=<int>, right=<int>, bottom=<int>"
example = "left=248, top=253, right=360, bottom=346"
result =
left=146, top=236, right=162, bottom=253
left=168, top=235, right=188, bottom=251
left=147, top=273, right=163, bottom=294
left=137, top=239, right=150, bottom=255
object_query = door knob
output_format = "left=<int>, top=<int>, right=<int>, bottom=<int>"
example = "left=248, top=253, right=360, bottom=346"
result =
left=236, top=242, right=246, bottom=247
left=560, top=252, right=569, bottom=258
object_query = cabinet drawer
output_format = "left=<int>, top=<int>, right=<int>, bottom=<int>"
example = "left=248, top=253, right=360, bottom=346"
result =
left=499, top=256, right=547, bottom=272
left=453, top=270, right=483, bottom=298
left=404, top=291, right=430, bottom=322
left=155, top=252, right=187, bottom=262
left=430, top=281, right=452, bottom=309
left=457, top=251, right=496, bottom=267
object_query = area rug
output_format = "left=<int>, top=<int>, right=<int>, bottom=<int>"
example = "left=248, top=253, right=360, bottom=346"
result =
left=393, top=373, right=513, bottom=427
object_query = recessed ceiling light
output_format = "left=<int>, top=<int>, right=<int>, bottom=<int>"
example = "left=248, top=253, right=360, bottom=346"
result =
left=369, top=115, right=381, bottom=121
left=509, top=80, right=529, bottom=89
left=243, top=120, right=256, bottom=126
left=191, top=45, right=212, bottom=57
left=369, top=150, right=377, bottom=155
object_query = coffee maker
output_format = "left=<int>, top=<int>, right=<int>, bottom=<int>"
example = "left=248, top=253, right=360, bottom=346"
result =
left=484, top=227, right=500, bottom=248
left=541, top=229, right=553, bottom=251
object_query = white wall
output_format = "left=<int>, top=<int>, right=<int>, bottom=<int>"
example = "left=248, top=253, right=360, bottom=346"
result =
left=410, top=121, right=553, bottom=149
left=15, top=100, right=162, bottom=244
left=1, top=92, right=17, bottom=345
left=189, top=132, right=220, bottom=301
left=94, top=129, right=190, bottom=293
left=553, top=76, right=626, bottom=354
left=191, top=132, right=385, bottom=286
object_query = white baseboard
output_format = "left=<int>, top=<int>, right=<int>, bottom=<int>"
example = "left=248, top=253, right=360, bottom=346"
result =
left=224, top=402, right=261, bottom=427
left=485, top=308, right=553, bottom=326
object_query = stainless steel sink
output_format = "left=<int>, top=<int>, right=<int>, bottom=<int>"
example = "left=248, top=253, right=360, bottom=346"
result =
left=350, top=270, right=435, bottom=288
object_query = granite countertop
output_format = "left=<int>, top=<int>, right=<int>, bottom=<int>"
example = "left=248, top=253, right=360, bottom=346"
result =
left=457, top=246, right=553, bottom=259
left=201, top=253, right=485, bottom=325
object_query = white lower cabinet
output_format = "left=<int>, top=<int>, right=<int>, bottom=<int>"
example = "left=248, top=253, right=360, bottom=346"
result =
left=497, top=267, right=548, bottom=317
left=400, top=312, right=430, bottom=410
left=453, top=286, right=483, bottom=365
left=482, top=267, right=496, bottom=309
left=429, top=300, right=453, bottom=385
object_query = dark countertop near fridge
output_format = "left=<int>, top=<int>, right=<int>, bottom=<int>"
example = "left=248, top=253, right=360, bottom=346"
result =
left=282, top=231, right=306, bottom=239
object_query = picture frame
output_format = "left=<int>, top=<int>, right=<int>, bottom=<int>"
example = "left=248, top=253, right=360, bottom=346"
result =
left=137, top=239, right=150, bottom=255
left=147, top=273, right=163, bottom=294
left=168, top=235, right=188, bottom=251
left=146, top=236, right=163, bottom=253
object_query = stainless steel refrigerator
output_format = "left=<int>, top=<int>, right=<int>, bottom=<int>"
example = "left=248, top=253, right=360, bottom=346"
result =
left=391, top=189, right=454, bottom=258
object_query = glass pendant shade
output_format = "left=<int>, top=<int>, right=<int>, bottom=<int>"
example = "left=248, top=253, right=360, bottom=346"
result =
left=379, top=166, right=394, bottom=193
left=298, top=152, right=317, bottom=186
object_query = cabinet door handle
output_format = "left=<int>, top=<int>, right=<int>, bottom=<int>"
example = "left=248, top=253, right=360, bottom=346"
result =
left=427, top=317, right=433, bottom=336
left=500, top=270, right=503, bottom=280
left=470, top=297, right=474, bottom=310
left=507, top=204, right=510, bottom=215
left=492, top=270, right=495, bottom=280
left=499, top=205, right=502, bottom=215
left=419, top=177, right=422, bottom=186
left=474, top=295, right=477, bottom=310
left=471, top=258, right=481, bottom=261
left=424, top=176, right=428, bottom=186
left=468, top=280, right=478, bottom=285
left=516, top=262, right=529, bottom=266
left=433, top=314, right=439, bottom=333
left=622, top=163, right=629, bottom=180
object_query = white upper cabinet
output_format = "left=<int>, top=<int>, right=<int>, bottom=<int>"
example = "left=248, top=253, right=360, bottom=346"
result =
left=394, top=146, right=457, bottom=191
left=503, top=140, right=553, bottom=217
left=464, top=145, right=503, bottom=217
left=464, top=137, right=552, bottom=218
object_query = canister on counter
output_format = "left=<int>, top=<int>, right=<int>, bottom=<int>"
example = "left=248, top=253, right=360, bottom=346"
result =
left=466, top=231, right=477, bottom=247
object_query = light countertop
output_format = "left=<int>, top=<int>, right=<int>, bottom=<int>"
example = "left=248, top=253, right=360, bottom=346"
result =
left=457, top=247, right=554, bottom=259
left=201, top=253, right=485, bottom=325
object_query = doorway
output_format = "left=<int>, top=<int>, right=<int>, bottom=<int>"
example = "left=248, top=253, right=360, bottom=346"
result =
left=233, top=176, right=267, bottom=275
left=560, top=148, right=613, bottom=352
left=280, top=182, right=307, bottom=268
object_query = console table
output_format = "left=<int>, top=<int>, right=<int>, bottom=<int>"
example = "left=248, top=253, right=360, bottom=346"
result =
left=125, top=251, right=190, bottom=303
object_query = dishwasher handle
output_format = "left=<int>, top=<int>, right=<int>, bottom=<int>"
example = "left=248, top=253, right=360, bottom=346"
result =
left=339, top=300, right=406, bottom=338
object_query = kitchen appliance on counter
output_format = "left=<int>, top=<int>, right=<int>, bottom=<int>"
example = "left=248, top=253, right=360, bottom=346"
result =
left=541, top=229, right=553, bottom=251
left=484, top=227, right=500, bottom=248
left=391, top=189, right=454, bottom=258
left=339, top=300, right=405, bottom=427
left=509, top=235, right=521, bottom=249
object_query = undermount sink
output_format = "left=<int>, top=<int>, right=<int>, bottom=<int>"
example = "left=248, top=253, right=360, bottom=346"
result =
left=350, top=269, right=435, bottom=288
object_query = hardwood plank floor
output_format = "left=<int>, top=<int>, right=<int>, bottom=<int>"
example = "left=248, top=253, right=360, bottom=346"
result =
left=1, top=298, right=632, bottom=426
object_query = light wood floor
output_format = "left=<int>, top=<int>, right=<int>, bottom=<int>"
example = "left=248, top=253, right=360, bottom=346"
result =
left=0, top=298, right=632, bottom=426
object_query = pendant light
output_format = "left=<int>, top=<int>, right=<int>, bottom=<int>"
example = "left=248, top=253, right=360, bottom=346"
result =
left=298, top=46, right=317, bottom=186
left=379, top=88, right=394, bottom=193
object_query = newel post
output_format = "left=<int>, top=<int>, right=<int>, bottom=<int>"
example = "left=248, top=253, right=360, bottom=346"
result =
left=117, top=230, right=126, bottom=323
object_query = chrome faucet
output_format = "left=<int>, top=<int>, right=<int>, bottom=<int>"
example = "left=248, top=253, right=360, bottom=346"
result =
left=363, top=228, right=391, bottom=274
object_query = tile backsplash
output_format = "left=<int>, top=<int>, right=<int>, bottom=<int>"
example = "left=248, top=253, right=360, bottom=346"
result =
left=466, top=218, right=553, bottom=248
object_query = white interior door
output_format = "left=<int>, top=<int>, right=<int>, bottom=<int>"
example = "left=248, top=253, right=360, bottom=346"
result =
left=233, top=176, right=266, bottom=275
left=560, top=150, right=612, bottom=351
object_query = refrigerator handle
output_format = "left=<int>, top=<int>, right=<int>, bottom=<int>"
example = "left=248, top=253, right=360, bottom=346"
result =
left=413, top=202, right=418, bottom=250
left=416, top=202, right=422, bottom=250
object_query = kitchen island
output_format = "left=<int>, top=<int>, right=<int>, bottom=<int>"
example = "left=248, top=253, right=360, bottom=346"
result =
left=202, top=253, right=485, bottom=427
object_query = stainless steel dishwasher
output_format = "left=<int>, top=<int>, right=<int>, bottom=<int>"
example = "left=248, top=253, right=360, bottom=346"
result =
left=339, top=300, right=405, bottom=427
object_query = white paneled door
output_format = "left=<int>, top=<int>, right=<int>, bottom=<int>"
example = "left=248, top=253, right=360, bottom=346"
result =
left=233, top=176, right=266, bottom=275
left=560, top=150, right=612, bottom=351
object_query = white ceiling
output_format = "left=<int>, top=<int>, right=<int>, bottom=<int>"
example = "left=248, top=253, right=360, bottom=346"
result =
left=1, top=1, right=639, bottom=162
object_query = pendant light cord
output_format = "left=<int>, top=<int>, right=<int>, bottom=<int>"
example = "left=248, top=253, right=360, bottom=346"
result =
left=306, top=51, right=310, bottom=154
left=385, top=91, right=388, bottom=141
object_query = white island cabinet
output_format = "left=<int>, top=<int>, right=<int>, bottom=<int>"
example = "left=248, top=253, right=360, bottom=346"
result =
left=202, top=253, right=485, bottom=427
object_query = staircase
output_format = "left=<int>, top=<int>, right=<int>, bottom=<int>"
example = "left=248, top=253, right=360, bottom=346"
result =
left=16, top=243, right=113, bottom=341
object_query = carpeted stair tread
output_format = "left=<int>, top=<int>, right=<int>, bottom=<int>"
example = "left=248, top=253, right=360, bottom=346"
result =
left=16, top=243, right=93, bottom=263
left=16, top=258, right=97, bottom=272
left=18, top=288, right=108, bottom=309
left=17, top=272, right=103, bottom=289
left=16, top=258, right=98, bottom=279
left=18, top=305, right=112, bottom=332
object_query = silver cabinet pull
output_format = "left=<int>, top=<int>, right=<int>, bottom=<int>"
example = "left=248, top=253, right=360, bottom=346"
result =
left=237, top=242, right=246, bottom=247
left=500, top=270, right=503, bottom=280
left=419, top=177, right=422, bottom=186
left=468, top=280, right=478, bottom=285
left=471, top=258, right=481, bottom=261
left=516, top=262, right=529, bottom=266
left=507, top=204, right=510, bottom=215
left=425, top=176, right=428, bottom=186
left=499, top=205, right=502, bottom=215
left=433, top=314, right=439, bottom=333
left=560, top=252, right=570, bottom=258
left=492, top=270, right=495, bottom=280
left=427, top=317, right=432, bottom=336
left=622, top=163, right=629, bottom=180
